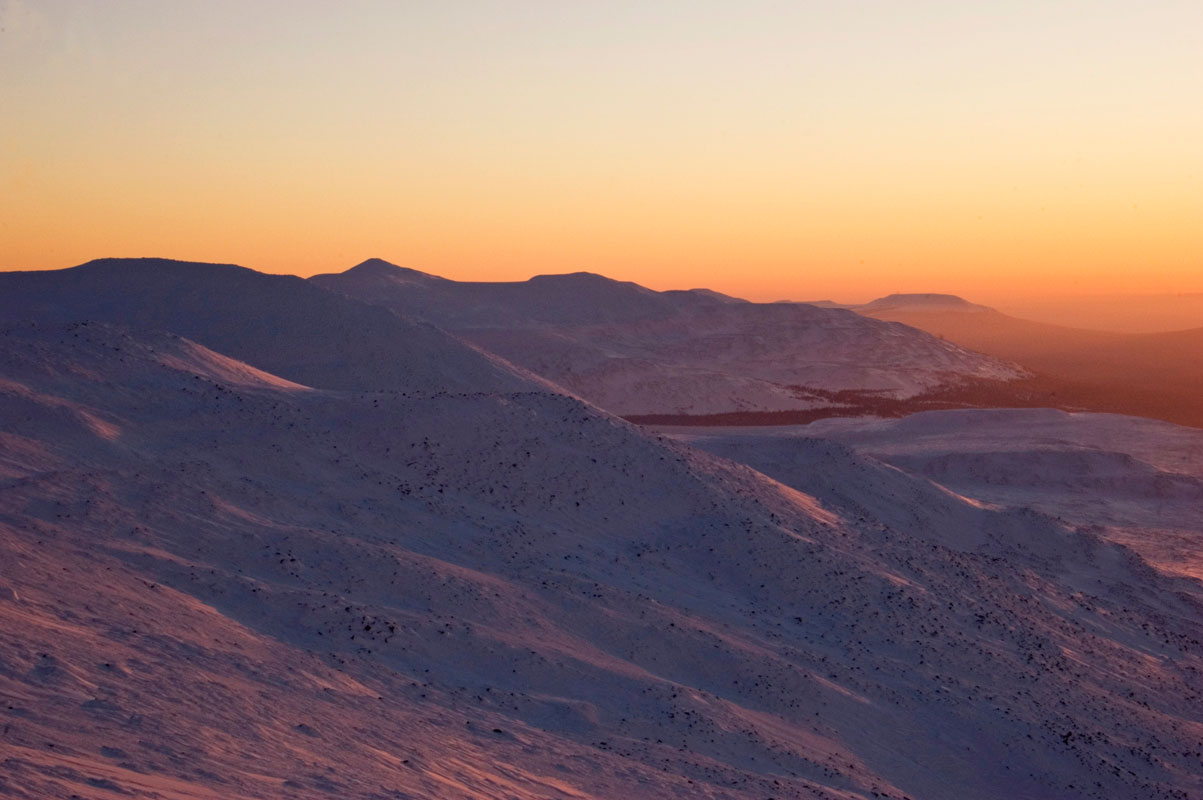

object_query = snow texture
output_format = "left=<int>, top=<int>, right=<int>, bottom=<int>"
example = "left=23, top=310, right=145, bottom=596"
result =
left=1, top=260, right=1201, bottom=799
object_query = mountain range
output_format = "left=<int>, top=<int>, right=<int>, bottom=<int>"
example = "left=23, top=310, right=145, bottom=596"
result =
left=2, top=258, right=1202, bottom=799
left=310, top=260, right=1024, bottom=418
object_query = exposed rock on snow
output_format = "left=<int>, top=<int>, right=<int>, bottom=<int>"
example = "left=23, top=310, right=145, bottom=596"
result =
left=700, top=409, right=1203, bottom=582
left=3, top=321, right=1202, bottom=799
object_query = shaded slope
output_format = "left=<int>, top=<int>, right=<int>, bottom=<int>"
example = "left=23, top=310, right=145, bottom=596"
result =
left=0, top=258, right=535, bottom=394
left=312, top=260, right=1024, bottom=417
left=3, top=323, right=1203, bottom=799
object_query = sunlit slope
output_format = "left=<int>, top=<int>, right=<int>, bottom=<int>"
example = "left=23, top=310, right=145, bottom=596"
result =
left=705, top=409, right=1203, bottom=582
left=3, top=323, right=1202, bottom=799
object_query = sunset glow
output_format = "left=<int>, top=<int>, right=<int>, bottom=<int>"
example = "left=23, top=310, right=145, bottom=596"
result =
left=3, top=1, right=1201, bottom=304
left=6, top=5, right=1203, bottom=796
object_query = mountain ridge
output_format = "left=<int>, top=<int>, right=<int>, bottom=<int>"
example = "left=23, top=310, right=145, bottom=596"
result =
left=0, top=257, right=542, bottom=396
left=312, top=259, right=1026, bottom=416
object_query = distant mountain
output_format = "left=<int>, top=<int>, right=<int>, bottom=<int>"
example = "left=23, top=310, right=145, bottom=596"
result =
left=663, top=286, right=750, bottom=304
left=0, top=258, right=536, bottom=394
left=857, top=293, right=993, bottom=314
left=313, top=260, right=689, bottom=327
left=4, top=321, right=1202, bottom=799
left=855, top=298, right=1203, bottom=428
left=797, top=299, right=856, bottom=308
left=312, top=260, right=1025, bottom=417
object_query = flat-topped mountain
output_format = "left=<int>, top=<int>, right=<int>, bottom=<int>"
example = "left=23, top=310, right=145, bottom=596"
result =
left=312, top=260, right=1025, bottom=417
left=856, top=293, right=993, bottom=313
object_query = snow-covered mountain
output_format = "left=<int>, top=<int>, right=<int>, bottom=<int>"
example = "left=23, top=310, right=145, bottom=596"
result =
left=3, top=317, right=1203, bottom=799
left=0, top=258, right=536, bottom=394
left=311, top=260, right=1025, bottom=417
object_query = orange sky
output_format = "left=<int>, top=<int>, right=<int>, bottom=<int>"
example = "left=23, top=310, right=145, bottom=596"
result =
left=2, top=1, right=1201, bottom=306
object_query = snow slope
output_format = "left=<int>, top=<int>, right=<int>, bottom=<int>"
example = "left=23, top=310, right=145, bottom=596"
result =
left=0, top=258, right=536, bottom=395
left=311, top=260, right=1024, bottom=416
left=3, top=323, right=1203, bottom=799
left=753, top=409, right=1203, bottom=581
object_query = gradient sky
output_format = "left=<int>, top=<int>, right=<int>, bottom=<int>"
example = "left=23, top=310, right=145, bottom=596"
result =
left=2, top=1, right=1201, bottom=304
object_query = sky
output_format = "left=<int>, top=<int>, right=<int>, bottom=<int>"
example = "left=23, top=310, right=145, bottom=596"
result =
left=2, top=0, right=1201, bottom=307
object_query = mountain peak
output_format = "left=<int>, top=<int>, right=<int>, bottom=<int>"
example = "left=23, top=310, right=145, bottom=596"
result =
left=342, top=258, right=444, bottom=283
left=346, top=258, right=402, bottom=275
left=349, top=257, right=399, bottom=270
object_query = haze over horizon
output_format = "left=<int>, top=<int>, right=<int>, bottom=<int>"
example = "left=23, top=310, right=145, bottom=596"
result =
left=7, top=6, right=1203, bottom=797
left=9, top=253, right=1203, bottom=333
left=3, top=1, right=1201, bottom=312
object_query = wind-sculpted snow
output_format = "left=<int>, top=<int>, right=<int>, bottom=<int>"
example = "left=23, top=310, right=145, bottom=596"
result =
left=3, top=324, right=1202, bottom=799
left=751, top=409, right=1203, bottom=581
left=0, top=258, right=537, bottom=395
left=312, top=260, right=1024, bottom=416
